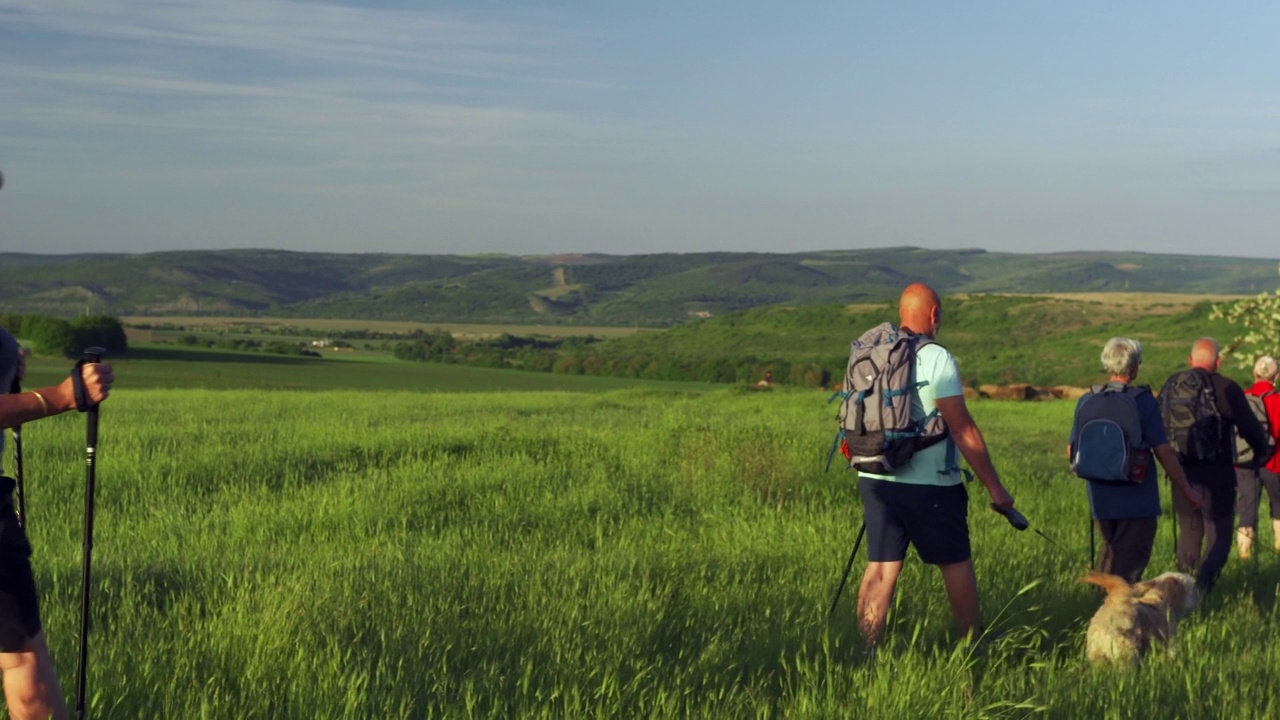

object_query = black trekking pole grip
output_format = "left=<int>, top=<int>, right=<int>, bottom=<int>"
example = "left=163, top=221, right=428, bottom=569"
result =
left=76, top=346, right=105, bottom=432
left=75, top=346, right=104, bottom=720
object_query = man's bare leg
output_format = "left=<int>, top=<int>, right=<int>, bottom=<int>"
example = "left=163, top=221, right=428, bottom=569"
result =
left=939, top=559, right=981, bottom=641
left=0, top=631, right=67, bottom=720
left=855, top=560, right=903, bottom=644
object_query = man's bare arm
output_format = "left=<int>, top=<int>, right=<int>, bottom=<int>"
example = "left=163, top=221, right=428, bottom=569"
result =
left=935, top=395, right=1014, bottom=510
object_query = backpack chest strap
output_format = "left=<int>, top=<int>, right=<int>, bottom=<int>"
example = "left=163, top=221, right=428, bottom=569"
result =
left=881, top=380, right=929, bottom=407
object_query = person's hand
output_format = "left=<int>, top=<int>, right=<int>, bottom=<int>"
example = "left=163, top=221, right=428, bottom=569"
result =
left=1181, top=484, right=1204, bottom=511
left=80, top=362, right=114, bottom=404
left=55, top=362, right=114, bottom=410
left=987, top=484, right=1014, bottom=512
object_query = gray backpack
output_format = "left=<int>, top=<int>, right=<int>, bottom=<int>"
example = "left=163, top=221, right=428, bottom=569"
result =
left=828, top=322, right=950, bottom=474
left=1233, top=391, right=1276, bottom=466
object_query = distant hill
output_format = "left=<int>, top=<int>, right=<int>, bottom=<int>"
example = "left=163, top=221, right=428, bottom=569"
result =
left=0, top=248, right=1273, bottom=326
left=551, top=293, right=1238, bottom=388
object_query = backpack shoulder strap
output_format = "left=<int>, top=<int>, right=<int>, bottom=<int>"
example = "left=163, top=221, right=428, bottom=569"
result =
left=1077, top=382, right=1144, bottom=444
left=1070, top=388, right=1102, bottom=441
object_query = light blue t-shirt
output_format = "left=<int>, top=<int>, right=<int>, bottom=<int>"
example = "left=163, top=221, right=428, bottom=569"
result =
left=859, top=342, right=964, bottom=486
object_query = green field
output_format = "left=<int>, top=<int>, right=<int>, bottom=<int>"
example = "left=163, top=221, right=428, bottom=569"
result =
left=16, top=344, right=714, bottom=394
left=7, top=368, right=1280, bottom=717
left=121, top=316, right=652, bottom=341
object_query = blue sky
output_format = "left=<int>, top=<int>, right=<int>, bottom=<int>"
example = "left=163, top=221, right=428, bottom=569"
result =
left=1, top=1, right=1278, bottom=257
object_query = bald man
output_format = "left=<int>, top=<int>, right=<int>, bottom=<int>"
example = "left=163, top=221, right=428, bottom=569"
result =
left=854, top=283, right=1016, bottom=645
left=1161, top=338, right=1269, bottom=593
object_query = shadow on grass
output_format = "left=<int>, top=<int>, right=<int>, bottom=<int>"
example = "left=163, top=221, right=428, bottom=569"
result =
left=122, top=346, right=319, bottom=365
left=1202, top=552, right=1280, bottom=616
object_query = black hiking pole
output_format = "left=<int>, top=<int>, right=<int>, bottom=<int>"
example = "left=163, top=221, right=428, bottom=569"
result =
left=9, top=375, right=25, bottom=528
left=1089, top=519, right=1096, bottom=570
left=74, top=347, right=105, bottom=720
left=828, top=522, right=866, bottom=617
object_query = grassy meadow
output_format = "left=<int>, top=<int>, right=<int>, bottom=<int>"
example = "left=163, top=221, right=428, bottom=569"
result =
left=7, top=367, right=1280, bottom=717
left=120, top=317, right=653, bottom=341
left=16, top=344, right=712, bottom=394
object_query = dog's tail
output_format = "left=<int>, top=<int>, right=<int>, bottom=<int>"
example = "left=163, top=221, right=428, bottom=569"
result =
left=1078, top=571, right=1134, bottom=602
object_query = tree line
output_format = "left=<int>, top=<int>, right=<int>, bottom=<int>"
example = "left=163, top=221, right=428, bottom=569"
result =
left=392, top=332, right=834, bottom=386
left=0, top=314, right=128, bottom=358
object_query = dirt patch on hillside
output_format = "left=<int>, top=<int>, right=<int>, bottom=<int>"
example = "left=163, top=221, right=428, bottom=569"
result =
left=989, top=292, right=1246, bottom=315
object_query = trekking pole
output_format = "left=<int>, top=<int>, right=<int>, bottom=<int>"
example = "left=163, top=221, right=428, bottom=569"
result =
left=74, top=347, right=105, bottom=720
left=8, top=375, right=24, bottom=528
left=828, top=522, right=866, bottom=617
left=1089, top=518, right=1095, bottom=570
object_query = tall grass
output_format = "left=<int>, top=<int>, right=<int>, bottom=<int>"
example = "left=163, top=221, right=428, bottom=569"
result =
left=8, top=388, right=1279, bottom=717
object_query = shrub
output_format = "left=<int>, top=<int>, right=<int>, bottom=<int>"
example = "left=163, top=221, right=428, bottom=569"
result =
left=70, top=315, right=129, bottom=353
left=20, top=315, right=77, bottom=357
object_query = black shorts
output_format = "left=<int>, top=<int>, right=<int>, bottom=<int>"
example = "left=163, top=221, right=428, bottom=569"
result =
left=0, top=480, right=39, bottom=652
left=859, top=477, right=971, bottom=565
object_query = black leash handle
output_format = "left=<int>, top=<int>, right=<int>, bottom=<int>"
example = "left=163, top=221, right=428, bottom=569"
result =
left=991, top=503, right=1029, bottom=531
left=75, top=346, right=104, bottom=720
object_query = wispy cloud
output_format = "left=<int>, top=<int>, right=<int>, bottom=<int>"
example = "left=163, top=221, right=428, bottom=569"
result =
left=0, top=1, right=611, bottom=175
left=2, top=0, right=568, bottom=79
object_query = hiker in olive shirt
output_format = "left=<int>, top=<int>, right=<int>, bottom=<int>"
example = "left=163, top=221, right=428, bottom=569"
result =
left=855, top=283, right=1016, bottom=645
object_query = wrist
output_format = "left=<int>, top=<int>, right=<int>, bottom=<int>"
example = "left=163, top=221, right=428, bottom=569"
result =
left=49, top=382, right=76, bottom=414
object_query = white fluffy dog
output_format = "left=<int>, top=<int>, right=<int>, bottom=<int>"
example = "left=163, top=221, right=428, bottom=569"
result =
left=1078, top=571, right=1200, bottom=664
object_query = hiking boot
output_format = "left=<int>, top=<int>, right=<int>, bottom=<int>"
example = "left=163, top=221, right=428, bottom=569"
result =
left=1237, top=527, right=1255, bottom=560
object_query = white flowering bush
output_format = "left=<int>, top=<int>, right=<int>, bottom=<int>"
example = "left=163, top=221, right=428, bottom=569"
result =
left=1211, top=262, right=1280, bottom=369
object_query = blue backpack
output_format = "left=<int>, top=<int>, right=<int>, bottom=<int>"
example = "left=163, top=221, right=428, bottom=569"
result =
left=1069, top=385, right=1153, bottom=485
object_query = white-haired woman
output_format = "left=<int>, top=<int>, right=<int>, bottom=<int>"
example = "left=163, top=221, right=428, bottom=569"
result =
left=1070, top=337, right=1203, bottom=582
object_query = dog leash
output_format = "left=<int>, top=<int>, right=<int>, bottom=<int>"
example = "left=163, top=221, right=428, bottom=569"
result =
left=992, top=504, right=1071, bottom=553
